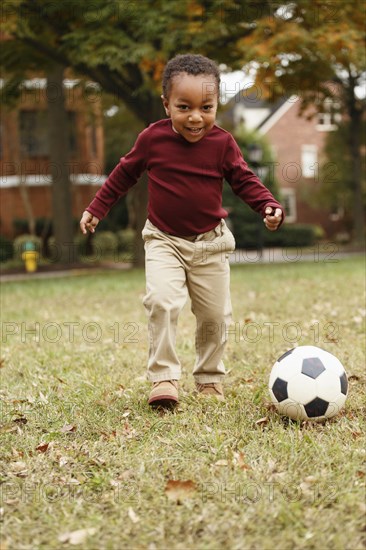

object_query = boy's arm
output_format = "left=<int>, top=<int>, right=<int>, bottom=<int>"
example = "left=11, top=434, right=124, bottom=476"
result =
left=85, top=127, right=150, bottom=222
left=223, top=135, right=285, bottom=229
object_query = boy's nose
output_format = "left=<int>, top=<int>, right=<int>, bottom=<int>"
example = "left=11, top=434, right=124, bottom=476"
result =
left=189, top=111, right=202, bottom=122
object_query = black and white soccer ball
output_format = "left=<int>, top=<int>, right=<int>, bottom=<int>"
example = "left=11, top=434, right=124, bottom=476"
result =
left=269, top=346, right=348, bottom=421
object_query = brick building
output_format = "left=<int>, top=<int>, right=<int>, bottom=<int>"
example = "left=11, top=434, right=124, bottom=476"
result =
left=220, top=89, right=348, bottom=239
left=0, top=79, right=105, bottom=238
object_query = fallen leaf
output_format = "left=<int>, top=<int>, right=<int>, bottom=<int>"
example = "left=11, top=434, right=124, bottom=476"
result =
left=0, top=423, right=18, bottom=434
left=255, top=417, right=269, bottom=426
left=214, top=459, right=228, bottom=467
left=165, top=480, right=197, bottom=503
left=118, top=470, right=134, bottom=481
left=36, top=442, right=49, bottom=453
left=349, top=375, right=360, bottom=381
left=9, top=461, right=28, bottom=477
left=38, top=391, right=48, bottom=404
left=128, top=507, right=140, bottom=523
left=100, top=430, right=117, bottom=440
left=58, top=528, right=97, bottom=545
left=236, top=452, right=251, bottom=471
left=0, top=358, right=5, bottom=368
left=60, top=424, right=76, bottom=433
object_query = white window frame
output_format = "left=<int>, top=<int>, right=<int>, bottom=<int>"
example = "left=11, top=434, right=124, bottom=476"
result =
left=281, top=189, right=297, bottom=223
left=301, top=145, right=318, bottom=179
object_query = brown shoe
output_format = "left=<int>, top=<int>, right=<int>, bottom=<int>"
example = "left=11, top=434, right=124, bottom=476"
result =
left=148, top=380, right=179, bottom=408
left=195, top=382, right=225, bottom=401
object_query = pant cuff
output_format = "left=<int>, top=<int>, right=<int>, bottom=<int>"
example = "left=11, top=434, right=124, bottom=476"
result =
left=194, top=375, right=225, bottom=384
left=147, top=371, right=181, bottom=382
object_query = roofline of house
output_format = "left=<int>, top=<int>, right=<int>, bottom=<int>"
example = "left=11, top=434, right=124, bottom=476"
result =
left=258, top=95, right=299, bottom=134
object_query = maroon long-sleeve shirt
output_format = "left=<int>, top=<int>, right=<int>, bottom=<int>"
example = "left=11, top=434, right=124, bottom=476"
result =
left=86, top=119, right=284, bottom=236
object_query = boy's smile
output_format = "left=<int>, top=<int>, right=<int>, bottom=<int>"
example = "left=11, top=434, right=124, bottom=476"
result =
left=161, top=73, right=218, bottom=143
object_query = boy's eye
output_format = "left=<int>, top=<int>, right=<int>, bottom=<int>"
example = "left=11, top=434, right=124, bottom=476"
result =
left=177, top=105, right=189, bottom=110
left=203, top=105, right=214, bottom=111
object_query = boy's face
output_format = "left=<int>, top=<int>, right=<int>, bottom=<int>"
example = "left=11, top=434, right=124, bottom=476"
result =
left=161, top=73, right=218, bottom=143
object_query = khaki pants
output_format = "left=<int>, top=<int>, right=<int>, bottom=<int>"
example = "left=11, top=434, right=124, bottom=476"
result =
left=142, top=219, right=236, bottom=383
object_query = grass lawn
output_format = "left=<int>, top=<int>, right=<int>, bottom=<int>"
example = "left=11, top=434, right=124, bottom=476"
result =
left=1, top=256, right=365, bottom=550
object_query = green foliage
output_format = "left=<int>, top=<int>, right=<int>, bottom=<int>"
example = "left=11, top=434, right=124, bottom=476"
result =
left=223, top=128, right=281, bottom=247
left=1, top=0, right=273, bottom=122
left=0, top=235, right=13, bottom=263
left=13, top=218, right=53, bottom=238
left=318, top=120, right=366, bottom=211
left=116, top=228, right=135, bottom=253
left=92, top=231, right=119, bottom=258
left=231, top=221, right=321, bottom=249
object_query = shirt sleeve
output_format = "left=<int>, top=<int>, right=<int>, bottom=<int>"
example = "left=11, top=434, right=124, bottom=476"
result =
left=223, top=134, right=285, bottom=224
left=86, top=126, right=150, bottom=220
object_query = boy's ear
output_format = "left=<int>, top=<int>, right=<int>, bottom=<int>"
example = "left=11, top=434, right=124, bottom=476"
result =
left=161, top=94, right=170, bottom=116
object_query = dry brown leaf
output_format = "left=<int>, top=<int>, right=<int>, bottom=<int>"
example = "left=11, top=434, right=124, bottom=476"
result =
left=236, top=452, right=251, bottom=471
left=36, top=442, right=50, bottom=453
left=256, top=417, right=269, bottom=425
left=165, top=479, right=197, bottom=503
left=60, top=424, right=76, bottom=433
left=0, top=358, right=5, bottom=369
left=58, top=528, right=97, bottom=545
left=100, top=430, right=117, bottom=440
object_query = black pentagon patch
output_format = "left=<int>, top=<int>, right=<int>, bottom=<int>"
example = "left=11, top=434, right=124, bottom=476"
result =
left=301, top=357, right=326, bottom=379
left=304, top=397, right=329, bottom=418
left=272, top=378, right=288, bottom=402
left=340, top=372, right=348, bottom=395
left=277, top=348, right=294, bottom=362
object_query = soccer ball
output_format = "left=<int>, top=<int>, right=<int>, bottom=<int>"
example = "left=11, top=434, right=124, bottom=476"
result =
left=269, top=346, right=348, bottom=421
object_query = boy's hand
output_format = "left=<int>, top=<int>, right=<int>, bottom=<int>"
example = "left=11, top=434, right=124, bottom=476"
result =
left=263, top=207, right=282, bottom=231
left=80, top=211, right=99, bottom=234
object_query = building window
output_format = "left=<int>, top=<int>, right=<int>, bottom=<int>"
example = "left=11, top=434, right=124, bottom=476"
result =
left=281, top=189, right=297, bottom=223
left=19, top=110, right=49, bottom=157
left=316, top=99, right=341, bottom=131
left=301, top=145, right=318, bottom=178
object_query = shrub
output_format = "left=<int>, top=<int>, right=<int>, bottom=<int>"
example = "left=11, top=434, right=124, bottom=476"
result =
left=92, top=231, right=119, bottom=258
left=13, top=235, right=42, bottom=260
left=231, top=222, right=321, bottom=249
left=0, top=235, right=13, bottom=263
left=116, top=228, right=134, bottom=253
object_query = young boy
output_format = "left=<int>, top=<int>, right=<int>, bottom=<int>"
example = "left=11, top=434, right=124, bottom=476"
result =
left=80, top=54, right=284, bottom=408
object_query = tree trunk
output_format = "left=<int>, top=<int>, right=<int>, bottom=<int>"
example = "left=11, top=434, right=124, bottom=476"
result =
left=47, top=64, right=75, bottom=264
left=347, top=82, right=365, bottom=248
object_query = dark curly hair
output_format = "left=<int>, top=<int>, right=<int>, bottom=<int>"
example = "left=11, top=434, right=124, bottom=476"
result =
left=162, top=54, right=220, bottom=98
